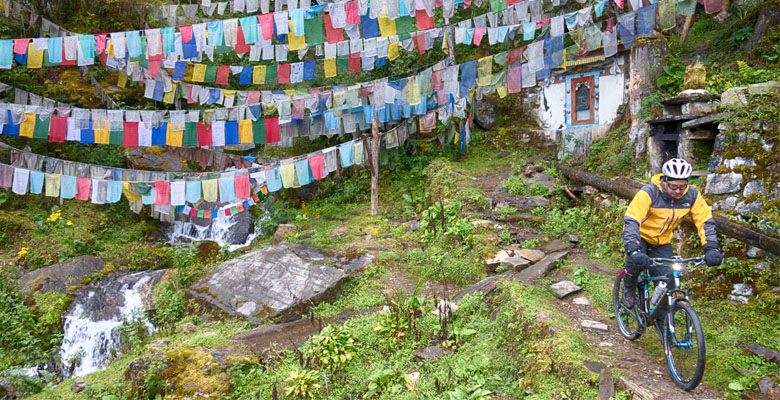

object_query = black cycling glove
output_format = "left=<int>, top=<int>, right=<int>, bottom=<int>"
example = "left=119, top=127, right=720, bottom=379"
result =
left=703, top=243, right=722, bottom=267
left=629, top=251, right=650, bottom=269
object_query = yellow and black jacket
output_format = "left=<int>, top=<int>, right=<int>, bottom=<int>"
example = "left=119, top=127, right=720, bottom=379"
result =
left=623, top=174, right=717, bottom=249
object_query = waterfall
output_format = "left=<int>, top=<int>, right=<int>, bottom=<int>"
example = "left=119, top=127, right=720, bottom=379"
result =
left=166, top=212, right=260, bottom=252
left=59, top=270, right=163, bottom=378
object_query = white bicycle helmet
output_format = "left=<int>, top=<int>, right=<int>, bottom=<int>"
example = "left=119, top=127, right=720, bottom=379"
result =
left=662, top=158, right=693, bottom=180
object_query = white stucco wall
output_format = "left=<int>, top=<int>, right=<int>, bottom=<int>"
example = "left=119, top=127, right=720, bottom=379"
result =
left=540, top=81, right=566, bottom=130
left=597, top=62, right=626, bottom=126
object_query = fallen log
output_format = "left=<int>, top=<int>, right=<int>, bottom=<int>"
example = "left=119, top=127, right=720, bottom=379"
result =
left=557, top=164, right=780, bottom=256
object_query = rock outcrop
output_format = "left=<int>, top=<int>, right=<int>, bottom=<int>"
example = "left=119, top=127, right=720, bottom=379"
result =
left=18, top=256, right=107, bottom=294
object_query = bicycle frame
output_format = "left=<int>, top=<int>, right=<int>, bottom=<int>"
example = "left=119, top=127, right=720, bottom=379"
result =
left=637, top=256, right=704, bottom=346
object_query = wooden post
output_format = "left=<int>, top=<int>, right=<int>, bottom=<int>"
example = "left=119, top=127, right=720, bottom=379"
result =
left=370, top=116, right=380, bottom=215
left=679, top=16, right=694, bottom=44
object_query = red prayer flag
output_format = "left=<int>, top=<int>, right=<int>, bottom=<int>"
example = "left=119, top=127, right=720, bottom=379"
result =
left=154, top=181, right=170, bottom=205
left=258, top=14, right=274, bottom=40
left=122, top=122, right=139, bottom=147
left=324, top=14, right=344, bottom=44
left=345, top=1, right=360, bottom=24
left=265, top=116, right=280, bottom=143
left=416, top=12, right=434, bottom=30
left=235, top=26, right=250, bottom=54
left=148, top=60, right=161, bottom=75
left=49, top=116, right=67, bottom=142
left=415, top=33, right=427, bottom=54
left=76, top=177, right=91, bottom=201
left=216, top=65, right=230, bottom=85
left=278, top=63, right=290, bottom=84
left=308, top=154, right=325, bottom=180
left=224, top=207, right=232, bottom=217
left=197, top=122, right=213, bottom=146
left=13, top=39, right=30, bottom=54
left=95, top=34, right=108, bottom=53
left=234, top=174, right=250, bottom=199
left=348, top=52, right=361, bottom=73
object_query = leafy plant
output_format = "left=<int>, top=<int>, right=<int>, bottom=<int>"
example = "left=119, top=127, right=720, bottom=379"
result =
left=526, top=183, right=549, bottom=196
left=153, top=281, right=186, bottom=332
left=493, top=205, right=519, bottom=219
left=500, top=176, right=525, bottom=195
left=365, top=368, right=401, bottom=398
left=656, top=65, right=685, bottom=93
left=572, top=266, right=591, bottom=287
left=307, top=324, right=357, bottom=369
left=285, top=368, right=321, bottom=398
left=520, top=238, right=541, bottom=249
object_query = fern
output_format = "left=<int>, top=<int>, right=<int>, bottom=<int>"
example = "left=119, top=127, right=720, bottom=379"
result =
left=737, top=61, right=750, bottom=76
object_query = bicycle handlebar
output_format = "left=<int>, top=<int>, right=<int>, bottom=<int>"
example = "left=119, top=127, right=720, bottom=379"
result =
left=650, top=256, right=705, bottom=264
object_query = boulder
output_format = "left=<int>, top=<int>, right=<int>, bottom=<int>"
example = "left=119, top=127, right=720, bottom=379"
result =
left=71, top=378, right=86, bottom=393
left=550, top=280, right=582, bottom=298
left=270, top=224, right=298, bottom=245
left=723, top=157, right=757, bottom=169
left=474, top=96, right=497, bottom=130
left=708, top=154, right=723, bottom=172
left=747, top=246, right=765, bottom=259
left=18, top=256, right=106, bottom=294
left=179, top=322, right=197, bottom=333
left=706, top=173, right=744, bottom=195
left=453, top=273, right=509, bottom=302
left=485, top=250, right=513, bottom=269
left=728, top=295, right=750, bottom=304
left=573, top=297, right=591, bottom=306
left=403, top=221, right=420, bottom=232
left=189, top=243, right=368, bottom=324
left=745, top=344, right=780, bottom=365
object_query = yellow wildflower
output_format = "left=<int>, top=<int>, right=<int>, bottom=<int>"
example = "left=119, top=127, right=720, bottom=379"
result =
left=66, top=220, right=73, bottom=226
left=17, top=247, right=28, bottom=258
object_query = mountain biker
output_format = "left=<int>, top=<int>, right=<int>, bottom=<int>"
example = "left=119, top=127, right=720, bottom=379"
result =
left=621, top=158, right=722, bottom=327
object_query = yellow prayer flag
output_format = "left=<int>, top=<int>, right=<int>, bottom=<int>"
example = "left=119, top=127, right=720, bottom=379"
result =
left=184, top=63, right=194, bottom=81
left=166, top=123, right=183, bottom=147
left=19, top=113, right=36, bottom=138
left=407, top=77, right=420, bottom=106
left=27, top=42, right=44, bottom=69
left=117, top=70, right=127, bottom=88
left=253, top=65, right=266, bottom=84
left=324, top=57, right=337, bottom=78
left=122, top=182, right=141, bottom=202
left=288, top=21, right=306, bottom=51
left=497, top=84, right=507, bottom=98
left=94, top=127, right=110, bottom=144
left=442, top=29, right=449, bottom=54
left=163, top=83, right=177, bottom=104
left=238, top=119, right=252, bottom=143
left=107, top=40, right=114, bottom=58
left=477, top=56, right=493, bottom=87
left=388, top=41, right=399, bottom=61
left=192, top=64, right=207, bottom=83
left=378, top=17, right=397, bottom=37
left=283, top=89, right=296, bottom=96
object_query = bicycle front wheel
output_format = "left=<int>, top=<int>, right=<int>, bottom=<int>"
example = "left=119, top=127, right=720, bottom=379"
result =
left=663, top=301, right=706, bottom=390
left=612, top=272, right=642, bottom=341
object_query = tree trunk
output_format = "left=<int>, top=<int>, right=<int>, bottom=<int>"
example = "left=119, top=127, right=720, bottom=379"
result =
left=743, top=3, right=780, bottom=53
left=679, top=16, right=694, bottom=44
left=557, top=164, right=780, bottom=255
left=370, top=116, right=380, bottom=215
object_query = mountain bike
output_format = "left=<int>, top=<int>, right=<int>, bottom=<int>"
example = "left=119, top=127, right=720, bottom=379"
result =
left=612, top=256, right=706, bottom=391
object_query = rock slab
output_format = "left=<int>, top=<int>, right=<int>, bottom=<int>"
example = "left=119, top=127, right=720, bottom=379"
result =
left=514, top=251, right=570, bottom=282
left=230, top=318, right=326, bottom=357
left=189, top=243, right=370, bottom=324
left=581, top=320, right=609, bottom=332
left=18, top=256, right=106, bottom=294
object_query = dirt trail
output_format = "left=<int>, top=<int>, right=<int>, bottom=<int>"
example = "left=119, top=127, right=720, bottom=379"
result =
left=547, top=260, right=723, bottom=400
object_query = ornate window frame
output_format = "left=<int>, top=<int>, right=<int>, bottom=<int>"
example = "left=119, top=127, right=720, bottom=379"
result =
left=565, top=71, right=600, bottom=128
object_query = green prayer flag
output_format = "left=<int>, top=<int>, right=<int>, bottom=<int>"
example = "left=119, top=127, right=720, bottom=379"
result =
left=489, top=0, right=507, bottom=13
left=183, top=122, right=198, bottom=147
left=252, top=118, right=266, bottom=144
left=677, top=0, right=696, bottom=16
left=265, top=64, right=277, bottom=84
left=304, top=16, right=324, bottom=46
left=109, top=130, right=123, bottom=146
left=32, top=116, right=50, bottom=139
left=494, top=51, right=509, bottom=66
left=197, top=209, right=205, bottom=218
left=204, top=65, right=218, bottom=83
left=129, top=37, right=147, bottom=62
left=215, top=45, right=233, bottom=54
left=337, top=55, right=349, bottom=75
left=230, top=206, right=238, bottom=214
left=395, top=17, right=414, bottom=34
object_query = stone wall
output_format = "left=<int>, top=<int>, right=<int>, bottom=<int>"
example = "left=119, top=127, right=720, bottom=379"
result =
left=706, top=82, right=780, bottom=235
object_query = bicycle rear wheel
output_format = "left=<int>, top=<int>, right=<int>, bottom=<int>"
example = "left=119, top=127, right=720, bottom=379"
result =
left=613, top=272, right=642, bottom=340
left=663, top=301, right=706, bottom=390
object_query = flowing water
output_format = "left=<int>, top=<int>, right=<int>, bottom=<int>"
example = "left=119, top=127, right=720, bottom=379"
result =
left=166, top=213, right=260, bottom=252
left=60, top=270, right=164, bottom=378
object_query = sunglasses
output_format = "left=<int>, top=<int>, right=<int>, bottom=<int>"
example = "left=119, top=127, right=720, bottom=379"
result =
left=666, top=182, right=688, bottom=191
